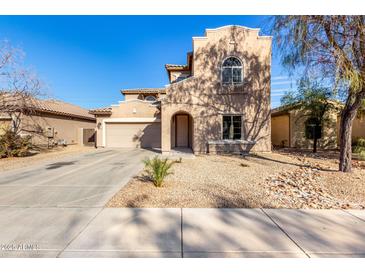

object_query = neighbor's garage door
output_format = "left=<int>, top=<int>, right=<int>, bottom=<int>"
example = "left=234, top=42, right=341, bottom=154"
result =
left=105, top=122, right=161, bottom=148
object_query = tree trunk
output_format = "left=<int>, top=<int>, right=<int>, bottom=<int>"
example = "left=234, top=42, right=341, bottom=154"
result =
left=339, top=109, right=355, bottom=172
left=339, top=91, right=365, bottom=172
left=313, top=136, right=318, bottom=153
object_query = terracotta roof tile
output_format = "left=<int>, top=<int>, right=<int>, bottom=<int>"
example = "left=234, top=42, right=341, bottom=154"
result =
left=121, top=88, right=166, bottom=95
left=0, top=93, right=95, bottom=121
left=165, top=64, right=189, bottom=70
left=89, top=107, right=112, bottom=114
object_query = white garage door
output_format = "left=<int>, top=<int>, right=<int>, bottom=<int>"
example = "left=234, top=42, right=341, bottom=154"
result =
left=105, top=122, right=161, bottom=148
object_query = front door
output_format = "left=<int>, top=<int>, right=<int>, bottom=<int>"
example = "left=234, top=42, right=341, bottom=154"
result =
left=176, top=115, right=189, bottom=147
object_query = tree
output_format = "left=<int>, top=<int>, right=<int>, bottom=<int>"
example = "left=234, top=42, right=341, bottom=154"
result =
left=270, top=16, right=365, bottom=172
left=0, top=40, right=44, bottom=134
left=281, top=79, right=337, bottom=153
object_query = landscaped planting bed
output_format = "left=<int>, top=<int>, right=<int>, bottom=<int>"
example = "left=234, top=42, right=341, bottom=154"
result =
left=107, top=150, right=365, bottom=209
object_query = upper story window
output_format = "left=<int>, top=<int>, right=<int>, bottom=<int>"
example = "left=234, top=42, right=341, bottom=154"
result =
left=221, top=57, right=243, bottom=85
left=144, top=95, right=157, bottom=102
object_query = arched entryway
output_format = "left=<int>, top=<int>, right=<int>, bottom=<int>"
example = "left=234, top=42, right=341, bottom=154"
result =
left=171, top=111, right=193, bottom=152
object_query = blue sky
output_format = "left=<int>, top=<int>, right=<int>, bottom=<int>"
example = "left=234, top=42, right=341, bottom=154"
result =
left=0, top=16, right=295, bottom=109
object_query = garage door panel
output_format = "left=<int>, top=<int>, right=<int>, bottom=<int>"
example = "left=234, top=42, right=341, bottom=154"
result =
left=105, top=123, right=161, bottom=148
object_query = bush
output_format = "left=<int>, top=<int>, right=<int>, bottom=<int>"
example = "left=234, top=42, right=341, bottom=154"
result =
left=359, top=151, right=365, bottom=161
left=0, top=130, right=33, bottom=158
left=356, top=138, right=365, bottom=148
left=143, top=156, right=174, bottom=187
left=354, top=138, right=365, bottom=153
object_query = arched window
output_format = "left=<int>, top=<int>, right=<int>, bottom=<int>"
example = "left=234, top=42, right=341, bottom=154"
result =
left=145, top=95, right=157, bottom=102
left=221, top=57, right=243, bottom=85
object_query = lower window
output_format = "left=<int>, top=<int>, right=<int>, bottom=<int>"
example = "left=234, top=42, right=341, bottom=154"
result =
left=223, top=115, right=242, bottom=140
left=305, top=117, right=322, bottom=139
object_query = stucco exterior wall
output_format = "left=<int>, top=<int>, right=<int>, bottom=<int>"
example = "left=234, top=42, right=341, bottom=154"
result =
left=272, top=110, right=365, bottom=149
left=110, top=100, right=160, bottom=119
left=271, top=114, right=290, bottom=147
left=94, top=100, right=161, bottom=147
left=161, top=26, right=272, bottom=154
left=95, top=115, right=109, bottom=147
left=124, top=94, right=140, bottom=100
left=19, top=113, right=95, bottom=146
left=0, top=119, right=11, bottom=135
left=170, top=71, right=191, bottom=83
left=352, top=113, right=365, bottom=143
left=289, top=109, right=338, bottom=149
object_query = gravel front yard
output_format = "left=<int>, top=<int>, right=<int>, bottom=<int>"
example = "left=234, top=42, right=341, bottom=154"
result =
left=0, top=145, right=95, bottom=172
left=107, top=151, right=365, bottom=209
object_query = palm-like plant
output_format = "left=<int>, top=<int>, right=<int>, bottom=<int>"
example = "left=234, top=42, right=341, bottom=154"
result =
left=143, top=156, right=174, bottom=187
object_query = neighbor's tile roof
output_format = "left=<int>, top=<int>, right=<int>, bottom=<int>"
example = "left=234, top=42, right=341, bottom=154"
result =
left=121, top=88, right=166, bottom=95
left=271, top=100, right=344, bottom=116
left=0, top=92, right=95, bottom=120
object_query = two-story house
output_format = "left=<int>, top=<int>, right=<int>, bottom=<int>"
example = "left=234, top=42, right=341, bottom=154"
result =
left=90, top=25, right=272, bottom=154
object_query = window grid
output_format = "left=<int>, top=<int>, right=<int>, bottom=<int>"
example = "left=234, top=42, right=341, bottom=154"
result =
left=223, top=115, right=242, bottom=140
left=221, top=57, right=243, bottom=85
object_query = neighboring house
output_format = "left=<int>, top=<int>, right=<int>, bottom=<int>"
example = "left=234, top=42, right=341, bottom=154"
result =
left=0, top=95, right=96, bottom=146
left=271, top=103, right=365, bottom=149
left=91, top=25, right=272, bottom=154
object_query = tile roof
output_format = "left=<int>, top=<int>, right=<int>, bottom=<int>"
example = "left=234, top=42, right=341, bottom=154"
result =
left=165, top=64, right=189, bottom=70
left=89, top=107, right=112, bottom=114
left=0, top=92, right=95, bottom=121
left=121, top=88, right=166, bottom=95
left=271, top=100, right=344, bottom=116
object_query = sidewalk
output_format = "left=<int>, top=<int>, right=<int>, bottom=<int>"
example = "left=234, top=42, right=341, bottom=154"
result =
left=1, top=208, right=365, bottom=258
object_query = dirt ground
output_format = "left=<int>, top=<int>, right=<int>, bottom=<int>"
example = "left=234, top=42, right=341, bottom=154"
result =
left=107, top=149, right=365, bottom=209
left=0, top=145, right=95, bottom=172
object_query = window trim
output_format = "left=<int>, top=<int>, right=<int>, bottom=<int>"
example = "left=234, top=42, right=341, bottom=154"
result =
left=221, top=56, right=243, bottom=86
left=222, top=115, right=242, bottom=140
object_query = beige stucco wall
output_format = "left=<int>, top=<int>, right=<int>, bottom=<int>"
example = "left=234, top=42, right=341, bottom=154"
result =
left=0, top=119, right=11, bottom=135
left=124, top=94, right=140, bottom=100
left=170, top=71, right=191, bottom=83
left=19, top=113, right=95, bottom=146
left=271, top=114, right=290, bottom=147
left=110, top=100, right=160, bottom=119
left=289, top=109, right=338, bottom=149
left=352, top=113, right=365, bottom=142
left=95, top=115, right=109, bottom=147
left=161, top=26, right=272, bottom=154
left=271, top=110, right=365, bottom=149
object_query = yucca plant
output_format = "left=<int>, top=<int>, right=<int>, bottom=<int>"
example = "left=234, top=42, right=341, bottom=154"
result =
left=143, top=156, right=174, bottom=187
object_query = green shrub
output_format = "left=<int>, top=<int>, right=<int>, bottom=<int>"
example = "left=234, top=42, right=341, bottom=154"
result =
left=356, top=138, right=365, bottom=148
left=143, top=156, right=174, bottom=187
left=359, top=151, right=365, bottom=161
left=354, top=138, right=365, bottom=154
left=0, top=130, right=33, bottom=158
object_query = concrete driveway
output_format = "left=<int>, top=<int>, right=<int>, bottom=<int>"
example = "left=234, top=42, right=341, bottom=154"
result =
left=0, top=148, right=155, bottom=257
left=0, top=148, right=153, bottom=207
